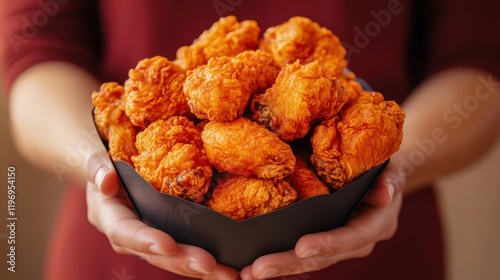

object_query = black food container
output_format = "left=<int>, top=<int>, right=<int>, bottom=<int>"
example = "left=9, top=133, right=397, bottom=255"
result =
left=104, top=159, right=386, bottom=270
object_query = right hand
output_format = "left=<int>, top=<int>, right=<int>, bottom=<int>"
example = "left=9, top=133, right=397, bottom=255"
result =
left=240, top=165, right=403, bottom=279
left=84, top=152, right=239, bottom=280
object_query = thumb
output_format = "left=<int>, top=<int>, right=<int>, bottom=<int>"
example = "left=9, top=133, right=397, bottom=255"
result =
left=84, top=152, right=120, bottom=196
left=363, top=166, right=405, bottom=208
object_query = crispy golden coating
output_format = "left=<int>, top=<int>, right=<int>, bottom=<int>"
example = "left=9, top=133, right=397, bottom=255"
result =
left=175, top=15, right=260, bottom=70
left=234, top=49, right=281, bottom=92
left=287, top=153, right=330, bottom=200
left=259, top=16, right=347, bottom=78
left=91, top=82, right=138, bottom=165
left=183, top=56, right=257, bottom=122
left=311, top=92, right=405, bottom=189
left=123, top=56, right=190, bottom=128
left=132, top=117, right=212, bottom=203
left=208, top=174, right=297, bottom=221
left=92, top=82, right=124, bottom=139
left=342, top=78, right=365, bottom=104
left=201, top=118, right=296, bottom=181
left=107, top=121, right=140, bottom=166
left=252, top=61, right=348, bottom=141
left=92, top=16, right=407, bottom=217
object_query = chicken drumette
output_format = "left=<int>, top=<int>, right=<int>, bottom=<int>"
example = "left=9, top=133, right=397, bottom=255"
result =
left=311, top=92, right=405, bottom=189
left=132, top=116, right=212, bottom=203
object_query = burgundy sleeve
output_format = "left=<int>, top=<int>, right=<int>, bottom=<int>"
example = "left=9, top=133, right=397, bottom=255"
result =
left=422, top=0, right=500, bottom=79
left=0, top=0, right=101, bottom=93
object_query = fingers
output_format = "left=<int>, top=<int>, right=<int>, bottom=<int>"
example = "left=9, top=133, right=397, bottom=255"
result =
left=86, top=182, right=178, bottom=256
left=104, top=217, right=179, bottom=256
left=86, top=180, right=239, bottom=279
left=240, top=245, right=374, bottom=280
left=239, top=190, right=403, bottom=279
left=363, top=165, right=406, bottom=208
left=362, top=173, right=393, bottom=208
left=84, top=152, right=120, bottom=195
left=114, top=243, right=238, bottom=280
left=133, top=245, right=239, bottom=280
left=295, top=193, right=401, bottom=258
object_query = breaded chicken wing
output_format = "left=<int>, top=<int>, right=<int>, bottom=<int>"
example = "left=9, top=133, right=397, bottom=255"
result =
left=252, top=61, right=348, bottom=141
left=92, top=82, right=123, bottom=139
left=287, top=153, right=330, bottom=200
left=92, top=82, right=138, bottom=165
left=340, top=77, right=365, bottom=104
left=106, top=121, right=140, bottom=167
left=234, top=49, right=281, bottom=92
left=132, top=116, right=212, bottom=203
left=123, top=56, right=190, bottom=128
left=175, top=15, right=260, bottom=71
left=208, top=174, right=297, bottom=221
left=311, top=92, right=405, bottom=189
left=183, top=56, right=257, bottom=122
left=201, top=118, right=296, bottom=181
left=260, top=16, right=347, bottom=78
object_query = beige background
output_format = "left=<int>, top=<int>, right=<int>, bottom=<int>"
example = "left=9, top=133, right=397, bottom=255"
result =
left=0, top=81, right=499, bottom=279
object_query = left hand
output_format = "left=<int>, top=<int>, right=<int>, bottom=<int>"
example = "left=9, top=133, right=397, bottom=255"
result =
left=240, top=166, right=404, bottom=279
left=85, top=152, right=239, bottom=280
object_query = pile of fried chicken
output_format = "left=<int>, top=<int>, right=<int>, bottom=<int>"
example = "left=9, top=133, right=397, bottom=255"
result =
left=92, top=16, right=405, bottom=221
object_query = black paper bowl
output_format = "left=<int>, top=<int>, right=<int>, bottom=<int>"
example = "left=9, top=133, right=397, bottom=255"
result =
left=94, top=77, right=388, bottom=270
left=111, top=160, right=387, bottom=270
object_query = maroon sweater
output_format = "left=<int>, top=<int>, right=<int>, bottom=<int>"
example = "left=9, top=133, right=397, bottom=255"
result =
left=1, top=1, right=500, bottom=279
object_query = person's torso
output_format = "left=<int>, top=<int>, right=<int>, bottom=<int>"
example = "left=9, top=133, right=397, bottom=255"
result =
left=98, top=0, right=414, bottom=102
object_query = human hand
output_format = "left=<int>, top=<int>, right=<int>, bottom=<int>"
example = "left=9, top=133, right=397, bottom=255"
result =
left=84, top=152, right=239, bottom=280
left=240, top=165, right=404, bottom=279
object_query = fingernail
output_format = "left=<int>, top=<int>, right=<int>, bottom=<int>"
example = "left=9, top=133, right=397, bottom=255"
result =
left=148, top=245, right=166, bottom=255
left=188, top=262, right=211, bottom=274
left=95, top=166, right=110, bottom=189
left=257, top=267, right=279, bottom=278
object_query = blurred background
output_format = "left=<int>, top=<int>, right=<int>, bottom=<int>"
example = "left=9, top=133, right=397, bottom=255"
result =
left=1, top=0, right=499, bottom=278
left=1, top=70, right=500, bottom=279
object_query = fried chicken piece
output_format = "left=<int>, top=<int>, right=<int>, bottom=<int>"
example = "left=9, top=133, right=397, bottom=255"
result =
left=208, top=174, right=297, bottom=221
left=287, top=153, right=330, bottom=200
left=183, top=50, right=280, bottom=122
left=123, top=56, right=190, bottom=128
left=132, top=117, right=212, bottom=203
left=341, top=78, right=365, bottom=104
left=311, top=92, right=405, bottom=189
left=175, top=15, right=260, bottom=70
left=252, top=61, right=348, bottom=142
left=184, top=56, right=257, bottom=122
left=92, top=82, right=138, bottom=165
left=201, top=118, right=296, bottom=181
left=260, top=16, right=347, bottom=78
left=92, top=82, right=123, bottom=139
left=234, top=49, right=281, bottom=92
left=107, top=121, right=140, bottom=166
